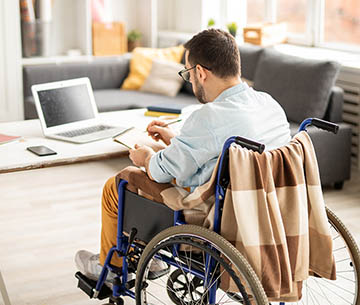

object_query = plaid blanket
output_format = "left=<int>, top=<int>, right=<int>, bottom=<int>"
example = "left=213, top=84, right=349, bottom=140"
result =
left=116, top=131, right=336, bottom=301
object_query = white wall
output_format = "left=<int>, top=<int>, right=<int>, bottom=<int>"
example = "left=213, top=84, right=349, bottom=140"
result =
left=136, top=0, right=157, bottom=47
left=111, top=0, right=137, bottom=32
left=157, top=0, right=206, bottom=34
left=52, top=0, right=81, bottom=55
left=157, top=0, right=175, bottom=31
left=156, top=0, right=207, bottom=47
left=76, top=0, right=92, bottom=56
left=174, top=0, right=202, bottom=33
left=0, top=0, right=5, bottom=121
left=155, top=0, right=245, bottom=40
left=201, top=0, right=222, bottom=29
left=0, top=0, right=23, bottom=122
left=226, top=0, right=247, bottom=28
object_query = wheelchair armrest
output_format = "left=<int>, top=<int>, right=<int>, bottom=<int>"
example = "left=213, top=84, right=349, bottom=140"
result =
left=116, top=166, right=174, bottom=204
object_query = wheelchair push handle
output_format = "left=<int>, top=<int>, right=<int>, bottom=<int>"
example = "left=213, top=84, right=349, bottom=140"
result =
left=312, top=118, right=339, bottom=134
left=299, top=118, right=339, bottom=134
left=235, top=136, right=265, bottom=154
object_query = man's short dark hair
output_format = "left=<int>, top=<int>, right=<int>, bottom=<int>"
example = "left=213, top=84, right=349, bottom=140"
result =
left=184, top=29, right=241, bottom=78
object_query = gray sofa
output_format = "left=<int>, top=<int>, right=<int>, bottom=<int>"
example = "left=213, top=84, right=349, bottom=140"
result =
left=240, top=45, right=351, bottom=189
left=22, top=45, right=351, bottom=188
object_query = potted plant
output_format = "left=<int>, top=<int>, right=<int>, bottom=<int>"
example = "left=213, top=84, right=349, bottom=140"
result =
left=227, top=22, right=238, bottom=37
left=127, top=29, right=142, bottom=52
left=207, top=18, right=215, bottom=28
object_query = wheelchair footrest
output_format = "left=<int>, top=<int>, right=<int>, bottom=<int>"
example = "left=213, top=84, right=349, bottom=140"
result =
left=75, top=272, right=112, bottom=300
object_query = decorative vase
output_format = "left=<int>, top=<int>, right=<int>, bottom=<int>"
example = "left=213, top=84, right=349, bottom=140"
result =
left=128, top=40, right=141, bottom=52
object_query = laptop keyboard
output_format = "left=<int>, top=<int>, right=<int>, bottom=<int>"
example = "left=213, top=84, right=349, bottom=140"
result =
left=56, top=125, right=113, bottom=138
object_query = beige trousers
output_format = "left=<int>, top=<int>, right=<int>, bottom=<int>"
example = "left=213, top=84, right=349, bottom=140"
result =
left=99, top=176, right=189, bottom=267
left=100, top=176, right=123, bottom=267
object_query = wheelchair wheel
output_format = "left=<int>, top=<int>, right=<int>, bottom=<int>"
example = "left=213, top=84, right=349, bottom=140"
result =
left=135, top=225, right=268, bottom=305
left=290, top=207, right=360, bottom=305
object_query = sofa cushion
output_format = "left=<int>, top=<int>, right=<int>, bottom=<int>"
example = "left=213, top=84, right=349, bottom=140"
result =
left=93, top=89, right=198, bottom=112
left=253, top=48, right=340, bottom=123
left=22, top=56, right=131, bottom=98
left=121, top=45, right=184, bottom=90
left=238, top=44, right=263, bottom=81
left=140, top=59, right=184, bottom=97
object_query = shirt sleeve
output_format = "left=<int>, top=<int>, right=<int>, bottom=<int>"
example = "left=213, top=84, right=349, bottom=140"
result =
left=148, top=109, right=218, bottom=187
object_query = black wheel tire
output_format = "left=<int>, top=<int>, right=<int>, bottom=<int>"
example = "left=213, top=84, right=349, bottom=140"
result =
left=135, top=225, right=268, bottom=305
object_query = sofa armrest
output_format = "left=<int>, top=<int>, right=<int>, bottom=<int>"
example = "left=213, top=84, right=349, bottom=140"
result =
left=323, top=86, right=344, bottom=122
left=307, top=123, right=351, bottom=186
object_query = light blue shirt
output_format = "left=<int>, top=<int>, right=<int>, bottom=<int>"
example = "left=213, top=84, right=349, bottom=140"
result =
left=149, top=82, right=291, bottom=188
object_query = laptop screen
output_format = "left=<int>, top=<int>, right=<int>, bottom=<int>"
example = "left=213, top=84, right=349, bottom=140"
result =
left=37, top=84, right=96, bottom=128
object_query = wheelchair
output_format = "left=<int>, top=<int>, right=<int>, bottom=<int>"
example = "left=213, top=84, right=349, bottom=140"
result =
left=76, top=118, right=360, bottom=305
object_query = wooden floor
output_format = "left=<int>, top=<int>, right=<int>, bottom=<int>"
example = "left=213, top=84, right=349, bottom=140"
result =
left=0, top=159, right=359, bottom=305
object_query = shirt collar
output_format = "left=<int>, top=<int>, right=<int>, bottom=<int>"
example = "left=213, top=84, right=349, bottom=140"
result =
left=213, top=81, right=249, bottom=103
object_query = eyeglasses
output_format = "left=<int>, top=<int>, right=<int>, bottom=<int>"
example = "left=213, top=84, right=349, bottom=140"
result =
left=178, top=64, right=211, bottom=83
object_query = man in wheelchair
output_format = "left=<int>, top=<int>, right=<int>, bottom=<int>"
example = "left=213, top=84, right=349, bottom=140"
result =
left=75, top=28, right=291, bottom=293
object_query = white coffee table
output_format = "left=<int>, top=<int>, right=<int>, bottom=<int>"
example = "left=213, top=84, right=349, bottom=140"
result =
left=0, top=109, right=157, bottom=173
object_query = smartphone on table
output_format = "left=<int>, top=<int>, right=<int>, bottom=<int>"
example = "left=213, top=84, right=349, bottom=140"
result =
left=26, top=145, right=57, bottom=156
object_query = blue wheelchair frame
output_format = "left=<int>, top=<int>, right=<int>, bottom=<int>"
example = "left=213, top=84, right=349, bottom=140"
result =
left=92, top=118, right=338, bottom=304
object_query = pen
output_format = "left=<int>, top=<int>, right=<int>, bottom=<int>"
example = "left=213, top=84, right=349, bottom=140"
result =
left=163, top=118, right=182, bottom=127
left=144, top=118, right=182, bottom=133
left=113, top=138, right=133, bottom=150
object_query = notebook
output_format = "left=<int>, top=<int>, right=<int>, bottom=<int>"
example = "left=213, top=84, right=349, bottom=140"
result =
left=113, top=127, right=165, bottom=152
left=146, top=103, right=191, bottom=114
left=0, top=133, right=21, bottom=145
left=31, top=77, right=129, bottom=144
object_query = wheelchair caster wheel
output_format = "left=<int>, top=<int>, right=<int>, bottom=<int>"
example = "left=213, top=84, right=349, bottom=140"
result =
left=166, top=269, right=208, bottom=305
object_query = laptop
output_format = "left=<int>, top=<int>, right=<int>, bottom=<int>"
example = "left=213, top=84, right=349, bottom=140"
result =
left=31, top=77, right=129, bottom=144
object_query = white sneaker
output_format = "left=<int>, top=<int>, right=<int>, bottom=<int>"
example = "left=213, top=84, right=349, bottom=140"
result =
left=75, top=250, right=117, bottom=283
left=148, top=258, right=170, bottom=280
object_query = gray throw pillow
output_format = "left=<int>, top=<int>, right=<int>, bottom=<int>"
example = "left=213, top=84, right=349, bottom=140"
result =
left=253, top=48, right=340, bottom=123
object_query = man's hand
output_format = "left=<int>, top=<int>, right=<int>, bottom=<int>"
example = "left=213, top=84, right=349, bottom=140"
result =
left=146, top=120, right=177, bottom=146
left=129, top=144, right=155, bottom=168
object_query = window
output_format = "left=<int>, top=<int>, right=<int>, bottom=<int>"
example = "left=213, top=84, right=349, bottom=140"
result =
left=246, top=0, right=265, bottom=24
left=224, top=0, right=360, bottom=51
left=226, top=0, right=246, bottom=27
left=324, top=0, right=360, bottom=47
left=276, top=0, right=307, bottom=35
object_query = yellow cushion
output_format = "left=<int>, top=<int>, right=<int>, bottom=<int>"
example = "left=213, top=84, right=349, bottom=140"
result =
left=121, top=45, right=184, bottom=90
